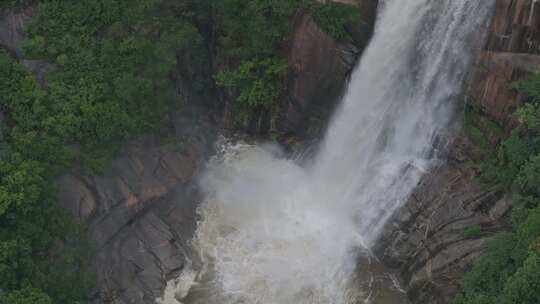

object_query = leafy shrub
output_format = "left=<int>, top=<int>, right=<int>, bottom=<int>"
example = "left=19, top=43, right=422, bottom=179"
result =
left=213, top=0, right=361, bottom=112
left=305, top=0, right=361, bottom=41
left=463, top=225, right=482, bottom=238
left=217, top=58, right=288, bottom=107
left=0, top=287, right=52, bottom=304
left=500, top=253, right=540, bottom=304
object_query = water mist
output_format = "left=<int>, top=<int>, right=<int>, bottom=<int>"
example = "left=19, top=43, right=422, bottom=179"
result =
left=158, top=0, right=495, bottom=303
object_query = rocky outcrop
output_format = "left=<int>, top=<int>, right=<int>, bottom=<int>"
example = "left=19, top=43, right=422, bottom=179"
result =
left=377, top=1, right=540, bottom=303
left=277, top=0, right=378, bottom=137
left=376, top=136, right=511, bottom=304
left=56, top=112, right=216, bottom=303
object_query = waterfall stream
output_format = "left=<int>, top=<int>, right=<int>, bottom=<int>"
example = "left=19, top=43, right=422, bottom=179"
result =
left=158, top=1, right=495, bottom=303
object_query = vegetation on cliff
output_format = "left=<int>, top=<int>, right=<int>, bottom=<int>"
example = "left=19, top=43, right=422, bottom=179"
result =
left=0, top=0, right=362, bottom=302
left=455, top=73, right=540, bottom=304
left=212, top=0, right=360, bottom=126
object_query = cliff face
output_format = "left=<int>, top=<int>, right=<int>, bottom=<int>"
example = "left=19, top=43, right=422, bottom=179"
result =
left=470, top=0, right=540, bottom=128
left=277, top=0, right=378, bottom=137
left=376, top=1, right=540, bottom=303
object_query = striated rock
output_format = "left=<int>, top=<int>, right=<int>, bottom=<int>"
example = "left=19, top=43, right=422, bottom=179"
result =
left=469, top=0, right=540, bottom=127
left=485, top=0, right=540, bottom=54
left=56, top=116, right=215, bottom=303
left=470, top=52, right=540, bottom=127
left=376, top=135, right=511, bottom=304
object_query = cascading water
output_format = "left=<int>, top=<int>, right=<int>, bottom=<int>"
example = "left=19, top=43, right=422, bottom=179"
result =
left=158, top=1, right=495, bottom=303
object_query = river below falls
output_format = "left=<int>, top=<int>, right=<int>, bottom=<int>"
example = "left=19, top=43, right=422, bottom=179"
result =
left=179, top=255, right=409, bottom=304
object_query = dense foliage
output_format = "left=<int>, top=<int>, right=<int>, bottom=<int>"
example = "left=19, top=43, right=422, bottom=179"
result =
left=22, top=0, right=205, bottom=153
left=0, top=49, right=94, bottom=304
left=455, top=72, right=540, bottom=304
left=0, top=0, right=362, bottom=302
left=0, top=0, right=206, bottom=302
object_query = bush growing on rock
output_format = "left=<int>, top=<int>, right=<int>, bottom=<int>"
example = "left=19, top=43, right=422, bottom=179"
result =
left=463, top=225, right=482, bottom=238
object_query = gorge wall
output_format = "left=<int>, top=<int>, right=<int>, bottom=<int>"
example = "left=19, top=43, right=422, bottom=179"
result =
left=376, top=1, right=540, bottom=303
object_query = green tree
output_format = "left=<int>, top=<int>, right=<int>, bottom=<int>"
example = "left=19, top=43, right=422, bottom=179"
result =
left=502, top=253, right=540, bottom=304
left=0, top=287, right=52, bottom=304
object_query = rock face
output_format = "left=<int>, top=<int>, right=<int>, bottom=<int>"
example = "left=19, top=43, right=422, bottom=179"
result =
left=0, top=6, right=50, bottom=84
left=277, top=0, right=378, bottom=137
left=376, top=1, right=540, bottom=303
left=469, top=0, right=540, bottom=127
left=375, top=136, right=511, bottom=304
left=56, top=114, right=216, bottom=303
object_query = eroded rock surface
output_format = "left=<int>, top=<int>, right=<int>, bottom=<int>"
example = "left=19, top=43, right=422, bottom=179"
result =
left=376, top=136, right=511, bottom=304
left=56, top=115, right=215, bottom=303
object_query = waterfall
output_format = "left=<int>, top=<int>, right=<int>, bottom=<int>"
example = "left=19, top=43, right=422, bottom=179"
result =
left=158, top=1, right=495, bottom=303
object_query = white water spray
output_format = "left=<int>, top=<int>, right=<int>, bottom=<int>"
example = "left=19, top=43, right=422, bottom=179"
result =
left=158, top=1, right=495, bottom=303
